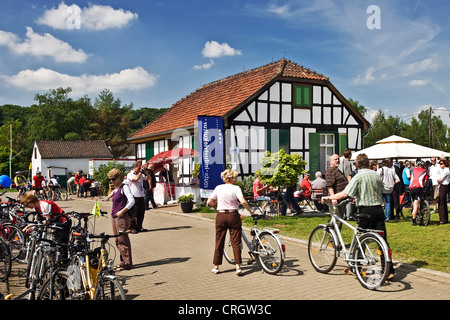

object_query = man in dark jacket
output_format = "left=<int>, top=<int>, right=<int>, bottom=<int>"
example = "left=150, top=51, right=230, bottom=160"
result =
left=143, top=163, right=158, bottom=210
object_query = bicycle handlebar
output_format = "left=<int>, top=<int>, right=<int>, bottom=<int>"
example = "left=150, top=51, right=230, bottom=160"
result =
left=323, top=197, right=353, bottom=208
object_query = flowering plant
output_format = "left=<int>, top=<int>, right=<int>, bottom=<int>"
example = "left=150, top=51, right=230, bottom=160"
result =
left=177, top=193, right=194, bottom=203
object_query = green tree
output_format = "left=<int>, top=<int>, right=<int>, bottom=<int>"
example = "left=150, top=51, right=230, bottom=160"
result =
left=363, top=110, right=408, bottom=147
left=256, top=149, right=306, bottom=187
left=129, top=107, right=168, bottom=133
left=402, top=110, right=449, bottom=150
left=27, top=87, right=94, bottom=142
left=93, top=160, right=126, bottom=195
left=87, top=89, right=137, bottom=158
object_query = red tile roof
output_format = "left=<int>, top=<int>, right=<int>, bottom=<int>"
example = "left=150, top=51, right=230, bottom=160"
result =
left=129, top=59, right=328, bottom=141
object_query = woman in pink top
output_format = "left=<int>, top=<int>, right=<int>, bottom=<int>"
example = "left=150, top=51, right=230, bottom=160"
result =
left=207, top=169, right=256, bottom=275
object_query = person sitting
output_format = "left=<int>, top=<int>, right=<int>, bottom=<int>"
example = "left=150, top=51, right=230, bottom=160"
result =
left=252, top=174, right=271, bottom=211
left=300, top=172, right=312, bottom=201
left=311, top=171, right=327, bottom=211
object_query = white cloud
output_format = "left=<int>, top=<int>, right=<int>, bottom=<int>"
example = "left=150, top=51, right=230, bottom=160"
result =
left=401, top=58, right=439, bottom=77
left=37, top=2, right=138, bottom=31
left=201, top=41, right=242, bottom=58
left=0, top=27, right=88, bottom=63
left=2, top=66, right=158, bottom=95
left=353, top=67, right=376, bottom=85
left=409, top=79, right=428, bottom=86
left=193, top=59, right=215, bottom=70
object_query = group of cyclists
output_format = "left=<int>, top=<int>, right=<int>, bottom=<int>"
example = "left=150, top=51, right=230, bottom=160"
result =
left=13, top=170, right=62, bottom=201
left=402, top=156, right=449, bottom=225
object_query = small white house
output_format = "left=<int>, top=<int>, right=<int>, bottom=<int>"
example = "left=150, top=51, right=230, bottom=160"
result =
left=31, top=140, right=114, bottom=187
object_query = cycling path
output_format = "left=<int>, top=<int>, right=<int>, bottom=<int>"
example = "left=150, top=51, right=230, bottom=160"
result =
left=2, top=194, right=449, bottom=301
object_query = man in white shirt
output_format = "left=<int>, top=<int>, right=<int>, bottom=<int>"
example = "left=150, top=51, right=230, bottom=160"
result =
left=428, top=157, right=440, bottom=212
left=126, top=160, right=152, bottom=233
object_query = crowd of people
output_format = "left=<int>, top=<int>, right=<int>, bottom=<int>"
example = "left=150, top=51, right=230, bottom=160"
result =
left=10, top=150, right=449, bottom=280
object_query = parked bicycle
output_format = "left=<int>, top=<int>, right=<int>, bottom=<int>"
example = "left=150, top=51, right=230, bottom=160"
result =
left=223, top=214, right=285, bottom=275
left=42, top=230, right=126, bottom=300
left=0, top=236, right=12, bottom=282
left=308, top=198, right=392, bottom=290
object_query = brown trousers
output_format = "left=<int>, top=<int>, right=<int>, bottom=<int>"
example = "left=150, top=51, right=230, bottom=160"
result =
left=213, top=212, right=242, bottom=265
left=112, top=213, right=133, bottom=268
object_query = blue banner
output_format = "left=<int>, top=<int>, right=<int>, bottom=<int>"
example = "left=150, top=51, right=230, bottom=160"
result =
left=198, top=116, right=225, bottom=197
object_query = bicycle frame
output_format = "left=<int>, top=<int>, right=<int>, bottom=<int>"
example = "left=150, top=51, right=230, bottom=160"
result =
left=70, top=231, right=120, bottom=300
left=241, top=221, right=285, bottom=259
left=321, top=206, right=391, bottom=266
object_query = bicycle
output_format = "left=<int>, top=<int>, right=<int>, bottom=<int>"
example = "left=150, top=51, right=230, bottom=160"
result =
left=308, top=198, right=393, bottom=290
left=51, top=187, right=69, bottom=201
left=223, top=214, right=285, bottom=275
left=0, top=236, right=12, bottom=282
left=23, top=222, right=69, bottom=300
left=43, top=230, right=126, bottom=300
left=0, top=220, right=26, bottom=261
left=399, top=190, right=430, bottom=225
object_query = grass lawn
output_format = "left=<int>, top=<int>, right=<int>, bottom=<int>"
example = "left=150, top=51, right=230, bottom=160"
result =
left=193, top=206, right=449, bottom=273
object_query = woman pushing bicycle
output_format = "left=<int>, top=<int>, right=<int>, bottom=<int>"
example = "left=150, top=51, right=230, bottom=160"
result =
left=321, top=153, right=395, bottom=280
left=207, top=169, right=257, bottom=276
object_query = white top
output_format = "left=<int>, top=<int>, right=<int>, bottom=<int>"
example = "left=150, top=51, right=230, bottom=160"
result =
left=439, top=167, right=450, bottom=185
left=429, top=164, right=441, bottom=186
left=126, top=171, right=146, bottom=197
left=209, top=184, right=243, bottom=211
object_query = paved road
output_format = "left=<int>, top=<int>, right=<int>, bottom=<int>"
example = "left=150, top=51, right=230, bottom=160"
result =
left=2, top=195, right=450, bottom=303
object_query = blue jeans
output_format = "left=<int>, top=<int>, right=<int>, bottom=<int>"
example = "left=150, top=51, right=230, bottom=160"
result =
left=382, top=193, right=392, bottom=221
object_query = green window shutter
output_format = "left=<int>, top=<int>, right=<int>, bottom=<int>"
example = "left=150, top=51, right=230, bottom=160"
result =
left=294, top=85, right=311, bottom=108
left=338, top=134, right=348, bottom=156
left=309, top=132, right=320, bottom=175
left=280, top=129, right=289, bottom=153
left=267, top=129, right=290, bottom=153
left=146, top=142, right=154, bottom=162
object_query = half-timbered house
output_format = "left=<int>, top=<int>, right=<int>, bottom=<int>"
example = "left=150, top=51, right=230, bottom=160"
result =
left=128, top=59, right=369, bottom=182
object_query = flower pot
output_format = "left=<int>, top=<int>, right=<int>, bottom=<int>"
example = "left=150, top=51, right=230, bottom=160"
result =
left=180, top=202, right=194, bottom=213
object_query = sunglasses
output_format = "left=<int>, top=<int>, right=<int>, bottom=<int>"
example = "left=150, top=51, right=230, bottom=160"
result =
left=109, top=177, right=118, bottom=181
left=439, top=162, right=445, bottom=165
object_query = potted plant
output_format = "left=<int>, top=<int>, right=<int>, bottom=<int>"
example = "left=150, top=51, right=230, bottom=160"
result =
left=178, top=193, right=195, bottom=213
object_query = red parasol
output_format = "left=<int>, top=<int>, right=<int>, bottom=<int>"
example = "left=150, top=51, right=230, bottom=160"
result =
left=145, top=148, right=198, bottom=173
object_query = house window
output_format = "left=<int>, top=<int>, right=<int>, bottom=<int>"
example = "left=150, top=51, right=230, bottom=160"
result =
left=293, top=84, right=311, bottom=108
left=136, top=143, right=146, bottom=160
left=319, top=133, right=335, bottom=174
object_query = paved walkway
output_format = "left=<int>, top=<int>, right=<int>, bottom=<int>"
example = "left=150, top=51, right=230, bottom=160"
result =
left=2, top=195, right=449, bottom=302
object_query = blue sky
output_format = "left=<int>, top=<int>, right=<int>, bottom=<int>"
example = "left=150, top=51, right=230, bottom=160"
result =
left=1, top=0, right=450, bottom=125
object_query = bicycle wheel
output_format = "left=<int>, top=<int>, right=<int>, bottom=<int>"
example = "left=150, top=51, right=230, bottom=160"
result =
left=308, top=225, right=337, bottom=273
left=419, top=200, right=430, bottom=226
left=38, top=271, right=75, bottom=300
left=352, top=233, right=389, bottom=290
left=0, top=237, right=12, bottom=281
left=399, top=202, right=413, bottom=221
left=94, top=275, right=126, bottom=300
left=223, top=230, right=237, bottom=264
left=3, top=224, right=25, bottom=260
left=61, top=189, right=69, bottom=201
left=255, top=231, right=284, bottom=275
